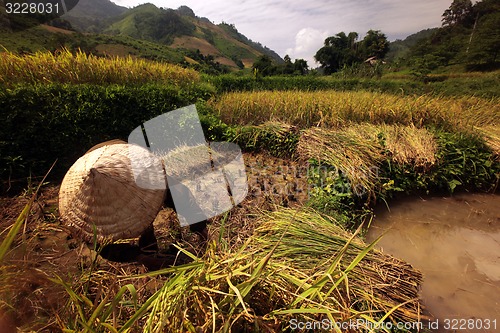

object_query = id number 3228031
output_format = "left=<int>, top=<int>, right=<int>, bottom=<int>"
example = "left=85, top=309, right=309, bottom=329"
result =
left=5, top=1, right=61, bottom=14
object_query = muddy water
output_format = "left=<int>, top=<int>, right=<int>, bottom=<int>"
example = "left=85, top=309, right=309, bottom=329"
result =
left=366, top=193, right=500, bottom=332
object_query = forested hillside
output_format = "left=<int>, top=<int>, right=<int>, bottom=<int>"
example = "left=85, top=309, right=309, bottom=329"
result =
left=408, top=0, right=499, bottom=71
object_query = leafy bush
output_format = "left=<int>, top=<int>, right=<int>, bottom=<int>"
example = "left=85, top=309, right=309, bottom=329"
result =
left=0, top=83, right=214, bottom=183
left=206, top=74, right=424, bottom=94
left=225, top=122, right=299, bottom=158
left=205, top=73, right=499, bottom=98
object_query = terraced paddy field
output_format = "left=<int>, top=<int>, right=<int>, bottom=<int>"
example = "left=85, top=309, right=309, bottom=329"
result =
left=1, top=51, right=499, bottom=332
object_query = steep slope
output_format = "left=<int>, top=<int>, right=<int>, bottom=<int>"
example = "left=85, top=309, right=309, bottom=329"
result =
left=62, top=0, right=128, bottom=32
left=103, top=4, right=196, bottom=45
left=1, top=1, right=282, bottom=70
left=386, top=28, right=438, bottom=62
left=99, top=3, right=281, bottom=69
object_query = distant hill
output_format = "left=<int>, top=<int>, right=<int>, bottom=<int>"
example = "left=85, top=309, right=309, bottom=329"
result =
left=103, top=4, right=196, bottom=45
left=0, top=0, right=282, bottom=72
left=62, top=0, right=128, bottom=32
left=386, top=28, right=438, bottom=63
left=99, top=3, right=282, bottom=69
left=387, top=0, right=499, bottom=71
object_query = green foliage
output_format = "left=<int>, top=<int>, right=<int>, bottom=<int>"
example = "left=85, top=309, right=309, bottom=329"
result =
left=225, top=122, right=300, bottom=158
left=252, top=54, right=276, bottom=77
left=442, top=0, right=474, bottom=27
left=0, top=83, right=214, bottom=181
left=206, top=72, right=499, bottom=98
left=197, top=102, right=231, bottom=142
left=407, top=0, right=500, bottom=71
left=431, top=130, right=499, bottom=192
left=314, top=31, right=359, bottom=74
left=359, top=30, right=390, bottom=60
left=376, top=130, right=499, bottom=204
left=314, top=30, right=389, bottom=74
left=272, top=55, right=309, bottom=76
left=206, top=74, right=420, bottom=94
left=105, top=4, right=196, bottom=45
left=335, top=62, right=385, bottom=79
left=306, top=162, right=363, bottom=228
left=466, top=11, right=500, bottom=66
left=182, top=49, right=230, bottom=75
left=386, top=28, right=438, bottom=63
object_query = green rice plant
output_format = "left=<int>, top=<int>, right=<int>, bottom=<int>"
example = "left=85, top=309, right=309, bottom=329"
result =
left=0, top=48, right=199, bottom=87
left=48, top=264, right=166, bottom=333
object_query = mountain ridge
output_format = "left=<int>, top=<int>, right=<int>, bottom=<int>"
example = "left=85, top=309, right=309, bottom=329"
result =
left=62, top=0, right=283, bottom=70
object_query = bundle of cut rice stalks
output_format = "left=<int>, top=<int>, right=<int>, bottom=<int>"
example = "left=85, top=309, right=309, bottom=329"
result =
left=252, top=208, right=424, bottom=326
left=298, top=124, right=438, bottom=198
left=380, top=124, right=437, bottom=170
left=475, top=125, right=500, bottom=157
left=136, top=208, right=424, bottom=333
left=298, top=126, right=385, bottom=199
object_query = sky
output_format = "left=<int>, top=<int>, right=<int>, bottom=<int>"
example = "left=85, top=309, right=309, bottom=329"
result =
left=110, top=0, right=453, bottom=66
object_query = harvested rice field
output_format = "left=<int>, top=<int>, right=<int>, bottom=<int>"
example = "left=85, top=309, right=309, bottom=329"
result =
left=1, top=51, right=499, bottom=333
left=1, top=152, right=425, bottom=332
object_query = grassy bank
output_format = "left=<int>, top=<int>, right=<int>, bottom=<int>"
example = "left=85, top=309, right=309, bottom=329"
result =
left=206, top=71, right=500, bottom=98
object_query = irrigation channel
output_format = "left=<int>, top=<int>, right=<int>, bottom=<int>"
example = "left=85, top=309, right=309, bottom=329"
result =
left=366, top=193, right=500, bottom=332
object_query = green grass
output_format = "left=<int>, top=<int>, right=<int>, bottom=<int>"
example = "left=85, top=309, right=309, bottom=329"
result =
left=205, top=72, right=500, bottom=98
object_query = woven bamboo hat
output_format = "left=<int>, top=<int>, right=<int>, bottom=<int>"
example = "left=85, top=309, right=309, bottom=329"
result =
left=59, top=143, right=167, bottom=242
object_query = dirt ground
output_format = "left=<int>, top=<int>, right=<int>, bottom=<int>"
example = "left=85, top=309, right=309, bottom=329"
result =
left=0, top=152, right=309, bottom=331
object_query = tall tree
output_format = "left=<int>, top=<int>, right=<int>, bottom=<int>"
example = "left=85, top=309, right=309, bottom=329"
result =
left=359, top=30, right=389, bottom=59
left=282, top=55, right=295, bottom=74
left=293, top=59, right=309, bottom=75
left=314, top=32, right=359, bottom=74
left=252, top=55, right=276, bottom=76
left=442, top=0, right=473, bottom=27
left=467, top=11, right=500, bottom=65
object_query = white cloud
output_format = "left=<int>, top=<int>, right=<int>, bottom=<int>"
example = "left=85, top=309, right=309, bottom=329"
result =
left=285, top=28, right=329, bottom=67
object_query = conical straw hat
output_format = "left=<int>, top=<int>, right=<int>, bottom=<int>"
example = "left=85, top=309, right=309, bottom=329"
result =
left=59, top=143, right=167, bottom=242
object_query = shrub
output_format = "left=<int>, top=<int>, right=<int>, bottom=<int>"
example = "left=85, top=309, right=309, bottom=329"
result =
left=0, top=83, right=214, bottom=184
